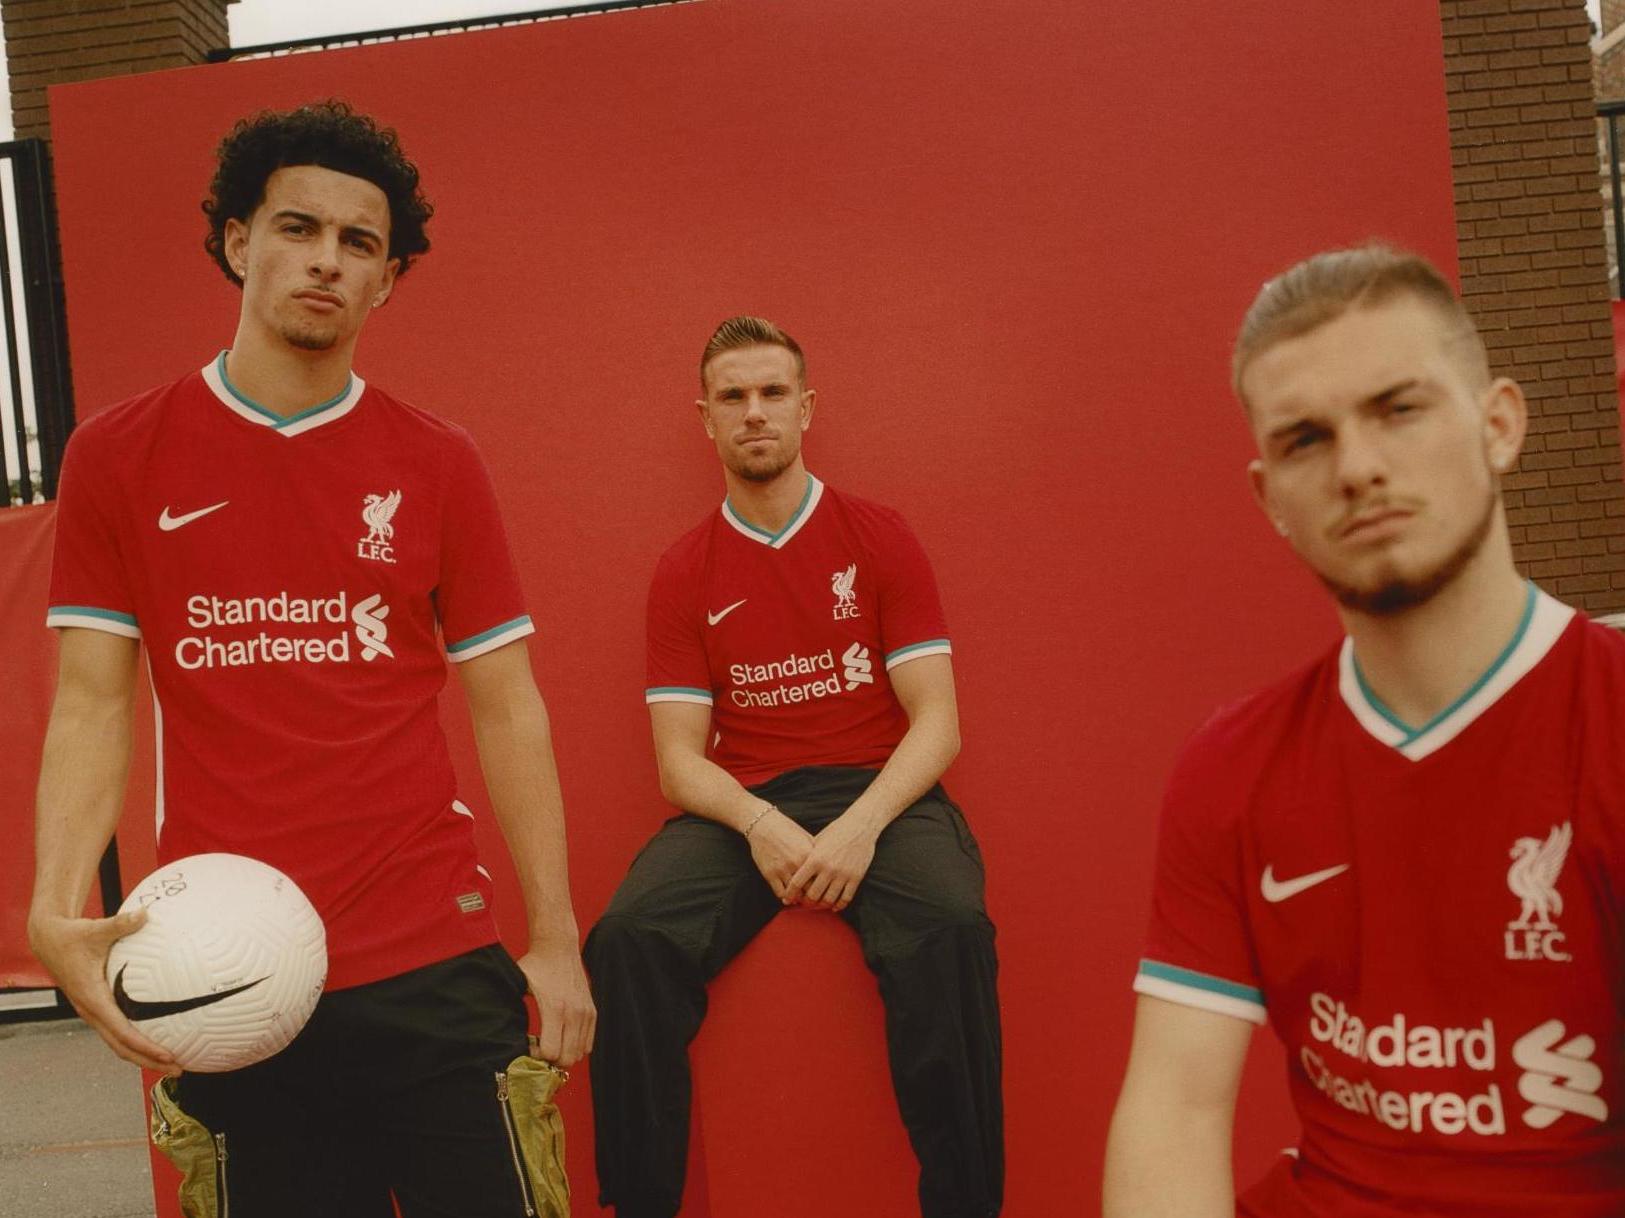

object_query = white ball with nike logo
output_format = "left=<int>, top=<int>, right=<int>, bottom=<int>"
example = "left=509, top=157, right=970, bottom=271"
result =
left=104, top=853, right=327, bottom=1072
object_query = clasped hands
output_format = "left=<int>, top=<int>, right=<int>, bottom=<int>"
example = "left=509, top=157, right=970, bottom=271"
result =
left=746, top=806, right=879, bottom=912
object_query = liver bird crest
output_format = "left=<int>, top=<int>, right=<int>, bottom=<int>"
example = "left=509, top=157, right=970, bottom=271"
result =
left=362, top=490, right=402, bottom=544
left=1507, top=822, right=1571, bottom=930
left=831, top=562, right=858, bottom=607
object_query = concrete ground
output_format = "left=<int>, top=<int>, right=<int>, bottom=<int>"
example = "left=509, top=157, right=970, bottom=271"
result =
left=0, top=1016, right=154, bottom=1218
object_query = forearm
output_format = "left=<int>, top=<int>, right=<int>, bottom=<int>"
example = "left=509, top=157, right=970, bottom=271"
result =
left=840, top=697, right=959, bottom=833
left=655, top=747, right=771, bottom=834
left=30, top=691, right=133, bottom=926
left=471, top=690, right=579, bottom=949
left=1103, top=1089, right=1236, bottom=1218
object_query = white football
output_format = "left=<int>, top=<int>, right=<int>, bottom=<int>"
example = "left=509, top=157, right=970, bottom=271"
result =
left=105, top=853, right=327, bottom=1072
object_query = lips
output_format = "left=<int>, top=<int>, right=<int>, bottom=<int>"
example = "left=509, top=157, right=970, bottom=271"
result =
left=1339, top=507, right=1413, bottom=540
left=293, top=289, right=343, bottom=309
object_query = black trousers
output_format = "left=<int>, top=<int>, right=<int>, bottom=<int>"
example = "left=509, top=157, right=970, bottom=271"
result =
left=583, top=766, right=1004, bottom=1218
left=171, top=944, right=536, bottom=1218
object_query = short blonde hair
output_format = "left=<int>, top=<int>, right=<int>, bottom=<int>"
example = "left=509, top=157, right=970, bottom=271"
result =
left=1232, top=243, right=1489, bottom=404
left=700, top=316, right=805, bottom=388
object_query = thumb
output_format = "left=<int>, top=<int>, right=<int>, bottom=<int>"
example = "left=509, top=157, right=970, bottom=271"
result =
left=105, top=908, right=147, bottom=941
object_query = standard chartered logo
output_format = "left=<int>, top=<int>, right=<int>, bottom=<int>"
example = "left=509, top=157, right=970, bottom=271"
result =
left=841, top=643, right=873, bottom=690
left=351, top=593, right=393, bottom=661
left=1300, top=992, right=1610, bottom=1138
left=175, top=591, right=395, bottom=670
left=1514, top=1019, right=1608, bottom=1128
left=728, top=643, right=875, bottom=708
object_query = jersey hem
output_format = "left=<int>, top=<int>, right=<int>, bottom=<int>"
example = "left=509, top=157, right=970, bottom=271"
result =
left=885, top=638, right=952, bottom=669
left=646, top=686, right=714, bottom=705
left=46, top=606, right=141, bottom=638
left=1135, top=960, right=1267, bottom=1024
left=445, top=616, right=534, bottom=662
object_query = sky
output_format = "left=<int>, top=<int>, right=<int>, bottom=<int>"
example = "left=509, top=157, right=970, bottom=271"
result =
left=228, top=1, right=588, bottom=47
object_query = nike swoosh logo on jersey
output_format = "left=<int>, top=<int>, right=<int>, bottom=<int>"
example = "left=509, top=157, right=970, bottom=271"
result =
left=112, top=963, right=269, bottom=1021
left=1260, top=863, right=1349, bottom=903
left=707, top=599, right=747, bottom=626
left=158, top=501, right=229, bottom=531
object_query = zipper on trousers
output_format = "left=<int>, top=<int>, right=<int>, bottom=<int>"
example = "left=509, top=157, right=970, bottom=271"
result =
left=495, top=1071, right=537, bottom=1217
left=213, top=1131, right=230, bottom=1218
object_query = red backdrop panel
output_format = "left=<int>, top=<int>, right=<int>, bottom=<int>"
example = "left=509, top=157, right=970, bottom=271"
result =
left=32, top=1, right=1456, bottom=1212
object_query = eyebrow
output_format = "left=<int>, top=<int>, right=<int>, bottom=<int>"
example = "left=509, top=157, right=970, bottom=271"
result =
left=1263, top=377, right=1424, bottom=443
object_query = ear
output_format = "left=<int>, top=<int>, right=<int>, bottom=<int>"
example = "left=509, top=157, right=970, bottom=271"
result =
left=1480, top=376, right=1527, bottom=475
left=1248, top=457, right=1288, bottom=537
left=371, top=259, right=401, bottom=309
left=799, top=386, right=816, bottom=432
left=696, top=397, right=715, bottom=439
left=223, top=217, right=251, bottom=281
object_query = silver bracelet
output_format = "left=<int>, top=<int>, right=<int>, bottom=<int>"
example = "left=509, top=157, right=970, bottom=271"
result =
left=742, top=804, right=774, bottom=837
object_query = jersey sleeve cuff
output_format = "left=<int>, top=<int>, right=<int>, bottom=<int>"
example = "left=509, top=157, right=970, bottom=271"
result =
left=884, top=638, right=952, bottom=670
left=1133, top=959, right=1267, bottom=1025
left=46, top=606, right=140, bottom=639
left=645, top=686, right=714, bottom=706
left=445, top=615, right=534, bottom=662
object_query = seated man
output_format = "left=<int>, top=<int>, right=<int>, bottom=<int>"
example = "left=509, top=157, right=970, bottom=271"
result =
left=1104, top=244, right=1625, bottom=1217
left=584, top=317, right=1004, bottom=1218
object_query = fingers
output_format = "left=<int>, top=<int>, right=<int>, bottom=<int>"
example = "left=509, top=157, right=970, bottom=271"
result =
left=535, top=993, right=597, bottom=1067
left=76, top=997, right=178, bottom=1073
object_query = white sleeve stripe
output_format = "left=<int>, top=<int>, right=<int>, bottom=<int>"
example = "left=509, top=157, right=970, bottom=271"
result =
left=445, top=619, right=535, bottom=663
left=646, top=690, right=714, bottom=706
left=1132, top=974, right=1268, bottom=1025
left=884, top=640, right=953, bottom=670
left=46, top=611, right=141, bottom=639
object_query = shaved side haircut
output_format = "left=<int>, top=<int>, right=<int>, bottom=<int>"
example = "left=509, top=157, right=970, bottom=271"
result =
left=1232, top=243, right=1491, bottom=406
left=700, top=316, right=806, bottom=388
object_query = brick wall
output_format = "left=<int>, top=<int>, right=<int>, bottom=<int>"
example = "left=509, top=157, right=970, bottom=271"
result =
left=1, top=0, right=230, bottom=142
left=1442, top=0, right=1625, bottom=614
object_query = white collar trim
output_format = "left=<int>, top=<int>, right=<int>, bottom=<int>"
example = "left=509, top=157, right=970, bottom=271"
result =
left=201, top=352, right=366, bottom=437
left=721, top=474, right=824, bottom=549
left=1338, top=586, right=1574, bottom=761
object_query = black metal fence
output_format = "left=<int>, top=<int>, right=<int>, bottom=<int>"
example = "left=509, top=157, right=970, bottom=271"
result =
left=1599, top=100, right=1625, bottom=299
left=209, top=0, right=692, bottom=62
left=0, top=139, right=73, bottom=508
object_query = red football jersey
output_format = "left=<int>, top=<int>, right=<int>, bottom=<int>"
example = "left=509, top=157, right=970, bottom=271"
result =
left=1136, top=587, right=1625, bottom=1216
left=48, top=356, right=536, bottom=990
left=645, top=475, right=951, bottom=787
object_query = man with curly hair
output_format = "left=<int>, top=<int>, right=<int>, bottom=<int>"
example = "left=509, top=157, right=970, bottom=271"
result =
left=29, top=100, right=591, bottom=1216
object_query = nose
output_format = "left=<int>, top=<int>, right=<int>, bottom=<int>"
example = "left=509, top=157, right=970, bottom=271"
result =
left=307, top=231, right=342, bottom=281
left=743, top=392, right=768, bottom=422
left=1333, top=420, right=1388, bottom=497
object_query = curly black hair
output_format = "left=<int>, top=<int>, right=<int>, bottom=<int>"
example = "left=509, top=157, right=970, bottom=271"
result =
left=202, top=100, right=433, bottom=286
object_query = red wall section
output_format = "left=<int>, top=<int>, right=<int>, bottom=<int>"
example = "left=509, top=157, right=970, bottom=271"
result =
left=35, top=1, right=1457, bottom=1212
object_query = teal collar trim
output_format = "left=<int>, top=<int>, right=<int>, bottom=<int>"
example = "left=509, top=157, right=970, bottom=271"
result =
left=201, top=351, right=366, bottom=436
left=1339, top=582, right=1575, bottom=761
left=721, top=474, right=824, bottom=549
left=1351, top=582, right=1537, bottom=745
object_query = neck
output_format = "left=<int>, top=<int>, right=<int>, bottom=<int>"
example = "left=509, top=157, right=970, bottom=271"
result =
left=224, top=325, right=356, bottom=418
left=1340, top=528, right=1529, bottom=728
left=724, top=461, right=810, bottom=534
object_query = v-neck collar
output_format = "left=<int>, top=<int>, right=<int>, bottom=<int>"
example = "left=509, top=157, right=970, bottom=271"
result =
left=1338, top=583, right=1574, bottom=761
left=201, top=351, right=366, bottom=437
left=721, top=473, right=824, bottom=548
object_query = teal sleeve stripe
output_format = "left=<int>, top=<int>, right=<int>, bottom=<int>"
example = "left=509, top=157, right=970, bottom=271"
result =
left=885, top=638, right=951, bottom=662
left=1137, top=959, right=1264, bottom=1006
left=48, top=605, right=138, bottom=627
left=446, top=615, right=533, bottom=653
left=645, top=685, right=712, bottom=698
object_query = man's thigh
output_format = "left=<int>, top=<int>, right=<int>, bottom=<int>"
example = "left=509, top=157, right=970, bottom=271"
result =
left=360, top=945, right=543, bottom=1218
left=597, top=814, right=780, bottom=974
left=846, top=790, right=992, bottom=949
left=167, top=945, right=539, bottom=1218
